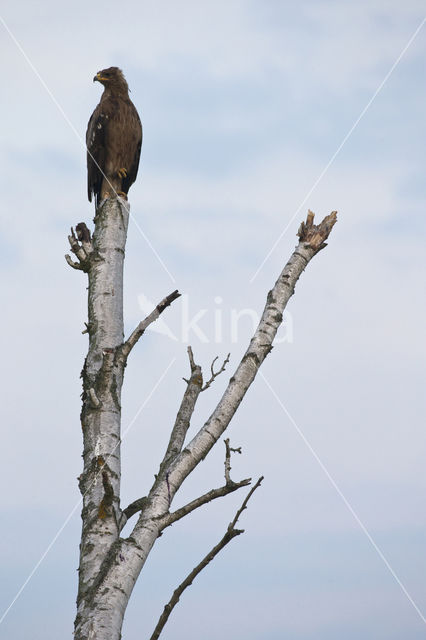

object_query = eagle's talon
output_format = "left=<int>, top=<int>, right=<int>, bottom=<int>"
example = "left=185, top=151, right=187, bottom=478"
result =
left=117, top=191, right=128, bottom=200
left=117, top=168, right=128, bottom=178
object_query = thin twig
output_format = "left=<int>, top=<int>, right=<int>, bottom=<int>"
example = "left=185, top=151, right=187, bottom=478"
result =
left=120, top=290, right=181, bottom=361
left=224, top=438, right=242, bottom=485
left=229, top=475, right=264, bottom=529
left=160, top=478, right=251, bottom=530
left=201, top=353, right=230, bottom=391
left=149, top=477, right=263, bottom=640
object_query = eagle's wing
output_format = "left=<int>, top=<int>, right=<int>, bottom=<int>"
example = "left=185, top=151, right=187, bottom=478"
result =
left=122, top=107, right=143, bottom=196
left=86, top=106, right=109, bottom=205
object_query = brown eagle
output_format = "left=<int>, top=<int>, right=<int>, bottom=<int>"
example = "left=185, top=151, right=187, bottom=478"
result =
left=86, top=67, right=142, bottom=207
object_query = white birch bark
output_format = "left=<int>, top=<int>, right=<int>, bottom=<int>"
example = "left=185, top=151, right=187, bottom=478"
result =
left=68, top=204, right=336, bottom=639
left=71, top=199, right=128, bottom=639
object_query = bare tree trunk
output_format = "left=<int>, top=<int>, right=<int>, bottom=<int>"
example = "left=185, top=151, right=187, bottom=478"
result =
left=66, top=201, right=336, bottom=640
left=70, top=199, right=128, bottom=639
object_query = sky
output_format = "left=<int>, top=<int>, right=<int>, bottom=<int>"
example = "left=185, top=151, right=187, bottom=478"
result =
left=1, top=1, right=426, bottom=638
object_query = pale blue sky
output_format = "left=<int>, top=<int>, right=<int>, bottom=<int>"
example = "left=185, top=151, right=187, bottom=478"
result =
left=1, top=1, right=426, bottom=638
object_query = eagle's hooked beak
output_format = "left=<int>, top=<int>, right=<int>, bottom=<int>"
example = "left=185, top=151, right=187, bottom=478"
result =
left=93, top=72, right=103, bottom=83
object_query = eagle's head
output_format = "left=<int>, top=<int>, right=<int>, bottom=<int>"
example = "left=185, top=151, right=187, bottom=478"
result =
left=93, top=67, right=129, bottom=93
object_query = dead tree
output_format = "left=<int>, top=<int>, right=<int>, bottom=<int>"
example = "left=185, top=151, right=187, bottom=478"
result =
left=66, top=199, right=336, bottom=639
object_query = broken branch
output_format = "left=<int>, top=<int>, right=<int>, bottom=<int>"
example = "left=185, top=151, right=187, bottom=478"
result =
left=297, top=210, right=337, bottom=252
left=155, top=347, right=203, bottom=482
left=120, top=290, right=181, bottom=361
left=224, top=438, right=242, bottom=485
left=65, top=223, right=94, bottom=272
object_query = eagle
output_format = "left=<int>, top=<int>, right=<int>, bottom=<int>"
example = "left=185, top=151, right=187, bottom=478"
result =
left=86, top=67, right=142, bottom=207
